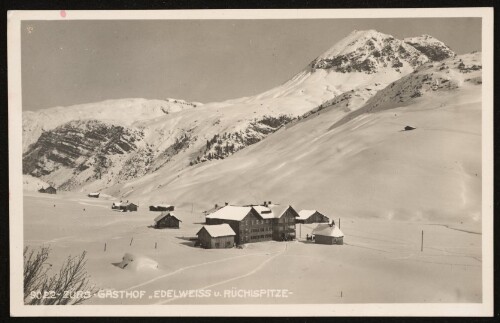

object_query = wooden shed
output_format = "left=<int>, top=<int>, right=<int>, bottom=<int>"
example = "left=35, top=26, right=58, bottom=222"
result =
left=296, top=210, right=330, bottom=224
left=42, top=186, right=57, bottom=194
left=88, top=192, right=100, bottom=198
left=126, top=203, right=138, bottom=212
left=312, top=224, right=344, bottom=245
left=196, top=224, right=236, bottom=249
left=153, top=212, right=181, bottom=229
left=149, top=204, right=174, bottom=212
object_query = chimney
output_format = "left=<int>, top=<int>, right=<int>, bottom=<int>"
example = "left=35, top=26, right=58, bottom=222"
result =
left=263, top=201, right=267, bottom=207
left=215, top=204, right=218, bottom=208
left=268, top=201, right=272, bottom=205
left=225, top=202, right=228, bottom=206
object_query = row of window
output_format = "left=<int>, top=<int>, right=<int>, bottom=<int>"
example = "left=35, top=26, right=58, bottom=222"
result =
left=249, top=234, right=272, bottom=240
left=250, top=227, right=272, bottom=233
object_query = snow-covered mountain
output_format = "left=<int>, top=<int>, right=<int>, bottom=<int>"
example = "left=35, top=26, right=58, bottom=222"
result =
left=22, top=29, right=481, bottom=224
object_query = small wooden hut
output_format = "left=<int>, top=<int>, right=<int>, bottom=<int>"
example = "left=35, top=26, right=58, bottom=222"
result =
left=88, top=192, right=100, bottom=198
left=42, top=186, right=57, bottom=194
left=153, top=212, right=181, bottom=229
left=149, top=204, right=174, bottom=212
left=196, top=224, right=236, bottom=249
left=126, top=203, right=138, bottom=212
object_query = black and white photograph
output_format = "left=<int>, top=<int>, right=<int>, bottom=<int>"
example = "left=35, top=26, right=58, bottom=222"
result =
left=7, top=8, right=494, bottom=317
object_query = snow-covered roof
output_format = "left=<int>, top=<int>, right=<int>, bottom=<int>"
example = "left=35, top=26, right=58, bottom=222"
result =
left=152, top=204, right=172, bottom=208
left=269, top=204, right=296, bottom=219
left=205, top=205, right=253, bottom=221
left=198, top=224, right=236, bottom=238
left=89, top=192, right=100, bottom=195
left=297, top=209, right=318, bottom=220
left=113, top=202, right=123, bottom=207
left=253, top=205, right=275, bottom=219
left=246, top=204, right=294, bottom=219
left=312, top=224, right=344, bottom=238
left=154, top=212, right=180, bottom=223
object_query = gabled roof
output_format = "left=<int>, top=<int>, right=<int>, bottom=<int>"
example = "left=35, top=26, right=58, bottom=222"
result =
left=269, top=204, right=297, bottom=219
left=298, top=209, right=319, bottom=220
left=89, top=192, right=100, bottom=196
left=112, top=202, right=123, bottom=207
left=205, top=205, right=257, bottom=221
left=154, top=212, right=181, bottom=223
left=197, top=224, right=236, bottom=238
left=312, top=224, right=344, bottom=238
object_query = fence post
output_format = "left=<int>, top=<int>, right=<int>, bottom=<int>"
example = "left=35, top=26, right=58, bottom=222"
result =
left=421, top=230, right=424, bottom=252
left=104, top=243, right=107, bottom=252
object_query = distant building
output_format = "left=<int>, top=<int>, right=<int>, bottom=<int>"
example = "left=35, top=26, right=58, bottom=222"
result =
left=153, top=212, right=181, bottom=229
left=296, top=210, right=330, bottom=224
left=312, top=223, right=344, bottom=245
left=149, top=204, right=174, bottom=212
left=88, top=192, right=100, bottom=198
left=196, top=224, right=236, bottom=249
left=39, top=186, right=56, bottom=194
left=112, top=202, right=138, bottom=212
left=205, top=203, right=299, bottom=244
left=126, top=203, right=138, bottom=212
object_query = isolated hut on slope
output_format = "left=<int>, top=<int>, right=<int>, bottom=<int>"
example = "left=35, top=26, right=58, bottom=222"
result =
left=39, top=186, right=56, bottom=194
left=312, top=223, right=344, bottom=245
left=153, top=212, right=181, bottom=229
left=296, top=210, right=330, bottom=224
left=149, top=204, right=174, bottom=212
left=126, top=203, right=138, bottom=212
left=88, top=192, right=100, bottom=198
left=196, top=224, right=236, bottom=249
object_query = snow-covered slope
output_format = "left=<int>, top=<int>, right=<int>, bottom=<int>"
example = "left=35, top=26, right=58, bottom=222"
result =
left=104, top=52, right=481, bottom=226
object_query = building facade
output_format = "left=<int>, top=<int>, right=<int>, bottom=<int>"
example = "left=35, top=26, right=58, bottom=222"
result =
left=205, top=204, right=298, bottom=244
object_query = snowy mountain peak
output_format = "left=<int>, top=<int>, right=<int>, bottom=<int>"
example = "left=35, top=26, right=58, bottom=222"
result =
left=404, top=34, right=456, bottom=61
left=310, top=29, right=431, bottom=74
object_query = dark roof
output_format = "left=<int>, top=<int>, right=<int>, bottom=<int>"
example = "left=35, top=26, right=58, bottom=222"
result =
left=154, top=212, right=182, bottom=223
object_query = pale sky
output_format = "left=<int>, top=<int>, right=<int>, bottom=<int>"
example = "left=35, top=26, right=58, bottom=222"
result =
left=21, top=18, right=481, bottom=111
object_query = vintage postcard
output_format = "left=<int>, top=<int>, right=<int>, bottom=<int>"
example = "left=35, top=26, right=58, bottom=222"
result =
left=8, top=8, right=494, bottom=316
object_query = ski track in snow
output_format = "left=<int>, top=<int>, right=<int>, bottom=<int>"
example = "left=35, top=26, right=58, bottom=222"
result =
left=124, top=247, right=286, bottom=293
left=156, top=243, right=288, bottom=304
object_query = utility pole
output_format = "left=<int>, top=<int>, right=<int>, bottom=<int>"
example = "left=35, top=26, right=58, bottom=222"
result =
left=421, top=230, right=424, bottom=252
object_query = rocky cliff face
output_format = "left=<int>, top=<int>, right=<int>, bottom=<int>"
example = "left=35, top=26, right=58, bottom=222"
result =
left=404, top=34, right=456, bottom=61
left=23, top=120, right=144, bottom=188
